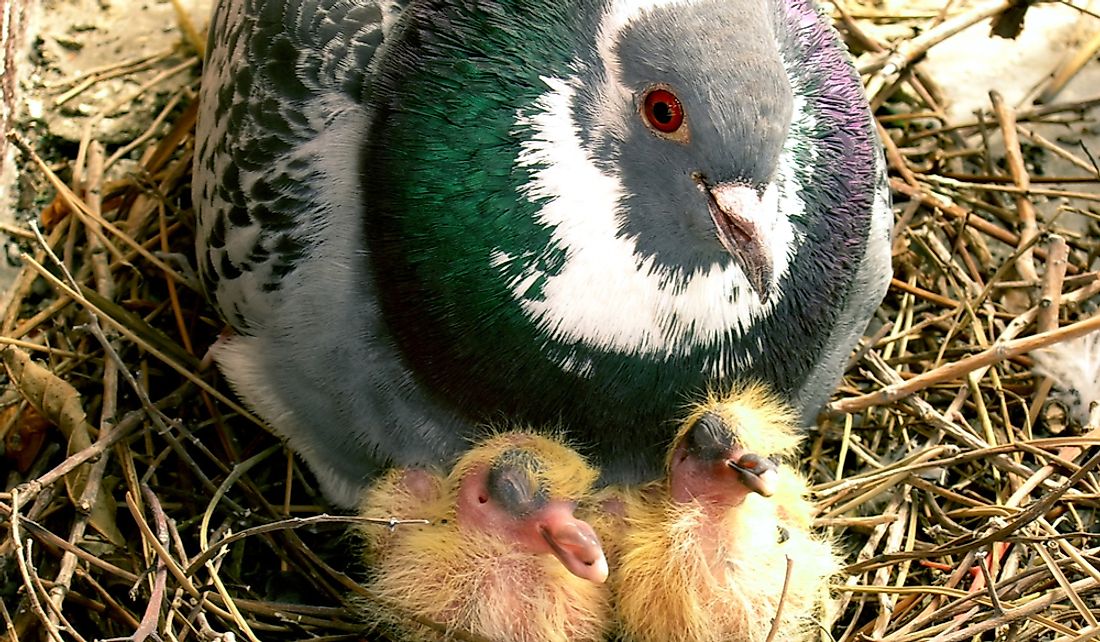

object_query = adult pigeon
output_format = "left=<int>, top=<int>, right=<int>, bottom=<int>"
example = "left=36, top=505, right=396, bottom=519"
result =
left=194, top=0, right=891, bottom=507
left=359, top=431, right=609, bottom=642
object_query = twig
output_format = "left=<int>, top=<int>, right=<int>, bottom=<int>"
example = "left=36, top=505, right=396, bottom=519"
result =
left=989, top=91, right=1038, bottom=286
left=859, top=0, right=1014, bottom=76
left=831, top=311, right=1100, bottom=414
left=184, top=514, right=430, bottom=575
left=10, top=490, right=67, bottom=642
left=132, top=485, right=170, bottom=642
left=1037, top=29, right=1100, bottom=104
left=764, top=556, right=795, bottom=642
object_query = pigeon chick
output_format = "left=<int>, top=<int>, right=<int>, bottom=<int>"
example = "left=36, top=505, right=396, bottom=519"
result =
left=598, top=385, right=837, bottom=642
left=358, top=431, right=610, bottom=642
left=194, top=0, right=892, bottom=506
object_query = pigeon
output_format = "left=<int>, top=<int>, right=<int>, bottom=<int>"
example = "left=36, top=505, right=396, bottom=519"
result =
left=594, top=384, right=838, bottom=642
left=358, top=431, right=609, bottom=642
left=193, top=0, right=892, bottom=507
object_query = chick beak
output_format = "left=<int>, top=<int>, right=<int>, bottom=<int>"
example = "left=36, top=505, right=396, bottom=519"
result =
left=695, top=176, right=775, bottom=301
left=537, top=502, right=609, bottom=584
left=726, top=451, right=779, bottom=497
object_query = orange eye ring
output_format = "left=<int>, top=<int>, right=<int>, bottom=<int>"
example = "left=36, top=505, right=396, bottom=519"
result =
left=642, top=88, right=685, bottom=134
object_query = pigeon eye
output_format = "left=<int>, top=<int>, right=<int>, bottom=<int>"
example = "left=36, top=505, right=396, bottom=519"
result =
left=642, top=87, right=685, bottom=135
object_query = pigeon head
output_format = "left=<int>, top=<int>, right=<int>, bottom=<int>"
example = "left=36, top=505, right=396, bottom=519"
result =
left=578, top=0, right=795, bottom=299
left=667, top=384, right=802, bottom=508
left=364, top=0, right=806, bottom=353
left=450, top=433, right=609, bottom=583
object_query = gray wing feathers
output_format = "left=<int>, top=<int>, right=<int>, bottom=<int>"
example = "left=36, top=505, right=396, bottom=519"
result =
left=194, top=0, right=469, bottom=507
left=194, top=0, right=396, bottom=331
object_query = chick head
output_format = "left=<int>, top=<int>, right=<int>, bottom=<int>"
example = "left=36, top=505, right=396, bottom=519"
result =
left=359, top=432, right=611, bottom=642
left=668, top=384, right=802, bottom=507
left=448, top=431, right=608, bottom=583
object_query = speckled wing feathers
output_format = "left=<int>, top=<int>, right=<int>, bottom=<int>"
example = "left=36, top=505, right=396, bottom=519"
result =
left=194, top=0, right=398, bottom=331
left=194, top=0, right=471, bottom=507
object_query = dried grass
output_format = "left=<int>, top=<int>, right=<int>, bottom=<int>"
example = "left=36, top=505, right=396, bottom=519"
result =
left=3, top=1, right=1100, bottom=641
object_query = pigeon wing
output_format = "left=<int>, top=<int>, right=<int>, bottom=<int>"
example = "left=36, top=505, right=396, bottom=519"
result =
left=194, top=0, right=406, bottom=331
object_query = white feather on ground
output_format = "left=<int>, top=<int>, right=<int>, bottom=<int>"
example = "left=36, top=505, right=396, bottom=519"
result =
left=1031, top=331, right=1100, bottom=425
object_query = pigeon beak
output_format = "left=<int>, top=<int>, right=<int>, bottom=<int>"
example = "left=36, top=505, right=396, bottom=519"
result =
left=726, top=451, right=779, bottom=497
left=537, top=502, right=609, bottom=584
left=694, top=176, right=775, bottom=301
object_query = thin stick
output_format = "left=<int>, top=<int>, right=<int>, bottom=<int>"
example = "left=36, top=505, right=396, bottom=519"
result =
left=859, top=0, right=1014, bottom=75
left=9, top=490, right=67, bottom=642
left=989, top=91, right=1038, bottom=285
left=764, top=556, right=796, bottom=642
left=830, top=311, right=1100, bottom=414
left=1037, top=29, right=1100, bottom=104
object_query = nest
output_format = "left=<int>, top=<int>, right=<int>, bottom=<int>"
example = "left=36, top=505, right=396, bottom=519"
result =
left=2, top=1, right=1100, bottom=641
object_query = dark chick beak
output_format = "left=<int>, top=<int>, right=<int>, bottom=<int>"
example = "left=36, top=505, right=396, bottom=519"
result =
left=695, top=177, right=775, bottom=301
left=538, top=501, right=609, bottom=584
left=726, top=452, right=779, bottom=497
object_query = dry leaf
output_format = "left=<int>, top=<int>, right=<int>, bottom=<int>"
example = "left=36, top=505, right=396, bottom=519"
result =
left=2, top=404, right=51, bottom=472
left=3, top=347, right=125, bottom=546
left=40, top=193, right=72, bottom=228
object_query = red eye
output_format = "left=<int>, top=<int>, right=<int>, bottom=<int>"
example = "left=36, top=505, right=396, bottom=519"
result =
left=643, top=88, right=685, bottom=134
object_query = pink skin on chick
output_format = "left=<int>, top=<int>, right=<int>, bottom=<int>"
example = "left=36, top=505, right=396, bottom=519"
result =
left=360, top=432, right=610, bottom=642
left=668, top=410, right=780, bottom=506
left=601, top=387, right=837, bottom=642
left=455, top=461, right=608, bottom=583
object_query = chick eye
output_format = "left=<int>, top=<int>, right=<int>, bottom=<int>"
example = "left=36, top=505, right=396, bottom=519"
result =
left=488, top=456, right=545, bottom=516
left=642, top=87, right=685, bottom=134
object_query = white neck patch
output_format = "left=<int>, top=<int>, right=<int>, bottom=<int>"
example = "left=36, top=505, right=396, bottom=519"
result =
left=501, top=76, right=790, bottom=360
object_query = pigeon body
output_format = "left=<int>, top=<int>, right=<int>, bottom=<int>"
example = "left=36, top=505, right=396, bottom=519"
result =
left=596, top=385, right=838, bottom=642
left=358, top=431, right=609, bottom=642
left=194, top=0, right=891, bottom=506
